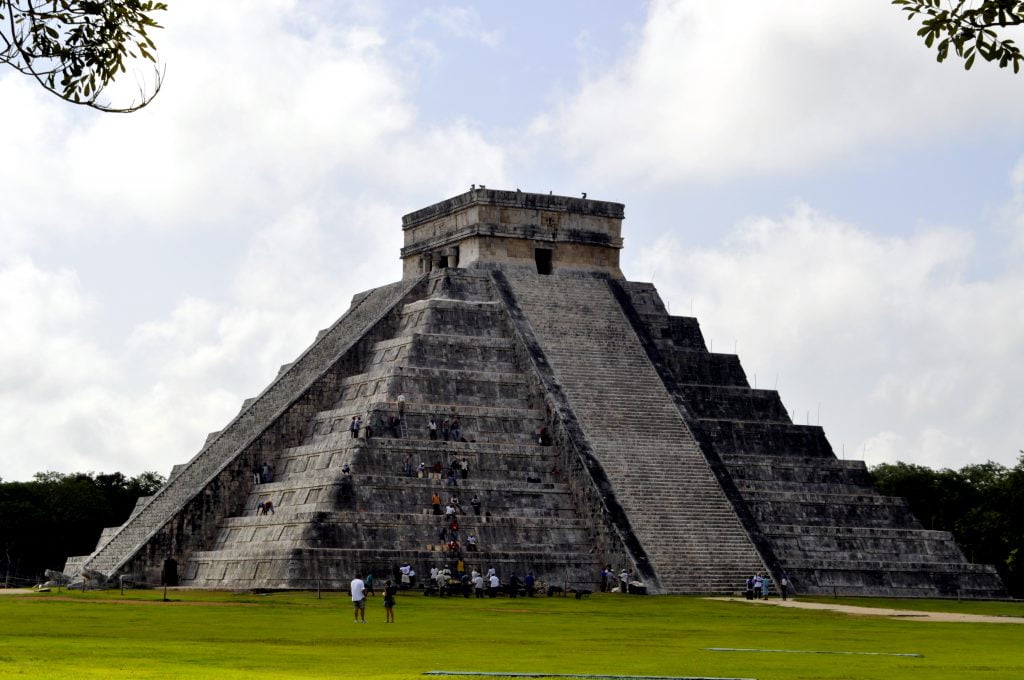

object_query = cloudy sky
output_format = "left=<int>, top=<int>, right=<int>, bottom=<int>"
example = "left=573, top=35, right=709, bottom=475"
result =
left=2, top=0, right=1022, bottom=481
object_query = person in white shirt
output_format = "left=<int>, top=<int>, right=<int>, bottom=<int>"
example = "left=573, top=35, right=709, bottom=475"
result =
left=473, top=572, right=485, bottom=598
left=488, top=573, right=500, bottom=598
left=350, top=575, right=366, bottom=622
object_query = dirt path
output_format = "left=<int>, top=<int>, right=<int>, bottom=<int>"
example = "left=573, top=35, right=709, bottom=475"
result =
left=711, top=597, right=1024, bottom=624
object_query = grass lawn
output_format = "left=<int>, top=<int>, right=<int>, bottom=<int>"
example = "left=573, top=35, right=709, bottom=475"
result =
left=1, top=589, right=1021, bottom=679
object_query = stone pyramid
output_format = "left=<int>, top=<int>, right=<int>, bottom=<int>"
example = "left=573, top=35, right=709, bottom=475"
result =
left=64, top=189, right=1005, bottom=597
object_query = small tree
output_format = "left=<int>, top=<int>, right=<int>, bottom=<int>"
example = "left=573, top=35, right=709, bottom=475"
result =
left=0, top=0, right=167, bottom=112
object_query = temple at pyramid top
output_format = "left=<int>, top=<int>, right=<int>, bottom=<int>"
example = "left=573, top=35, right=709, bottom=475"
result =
left=400, top=188, right=625, bottom=279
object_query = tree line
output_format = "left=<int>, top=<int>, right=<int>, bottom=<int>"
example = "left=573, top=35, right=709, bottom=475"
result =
left=0, top=470, right=164, bottom=586
left=1, top=460, right=1020, bottom=597
left=870, top=455, right=1024, bottom=598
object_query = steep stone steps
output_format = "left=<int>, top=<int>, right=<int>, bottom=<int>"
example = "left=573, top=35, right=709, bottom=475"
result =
left=502, top=271, right=766, bottom=593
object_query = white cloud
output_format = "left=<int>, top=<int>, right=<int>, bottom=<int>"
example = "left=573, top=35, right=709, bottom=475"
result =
left=422, top=6, right=502, bottom=48
left=0, top=1, right=515, bottom=481
left=630, top=203, right=1024, bottom=469
left=542, top=0, right=1024, bottom=186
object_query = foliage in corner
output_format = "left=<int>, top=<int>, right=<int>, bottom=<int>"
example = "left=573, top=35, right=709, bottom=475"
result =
left=0, top=470, right=166, bottom=583
left=0, top=0, right=167, bottom=112
left=894, top=0, right=1024, bottom=72
left=871, top=454, right=1024, bottom=597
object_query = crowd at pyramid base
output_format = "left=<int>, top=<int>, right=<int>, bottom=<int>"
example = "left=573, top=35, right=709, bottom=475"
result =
left=62, top=190, right=1006, bottom=598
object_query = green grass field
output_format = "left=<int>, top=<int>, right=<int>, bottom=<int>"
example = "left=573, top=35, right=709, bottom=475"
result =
left=1, top=589, right=1021, bottom=679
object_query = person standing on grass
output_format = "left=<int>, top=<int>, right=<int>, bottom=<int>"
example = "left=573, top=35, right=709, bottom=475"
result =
left=780, top=574, right=789, bottom=601
left=383, top=579, right=398, bottom=623
left=351, top=574, right=366, bottom=623
left=473, top=571, right=485, bottom=598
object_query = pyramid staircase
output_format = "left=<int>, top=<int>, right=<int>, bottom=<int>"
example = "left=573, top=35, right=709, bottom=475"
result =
left=179, top=270, right=602, bottom=588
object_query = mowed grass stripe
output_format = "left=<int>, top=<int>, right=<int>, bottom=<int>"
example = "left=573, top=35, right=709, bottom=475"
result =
left=0, top=591, right=1021, bottom=679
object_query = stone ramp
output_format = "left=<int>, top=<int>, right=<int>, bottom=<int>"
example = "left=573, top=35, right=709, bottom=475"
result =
left=500, top=271, right=766, bottom=593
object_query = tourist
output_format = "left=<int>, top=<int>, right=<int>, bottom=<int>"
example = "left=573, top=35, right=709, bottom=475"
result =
left=365, top=571, right=375, bottom=596
left=263, top=500, right=274, bottom=515
left=383, top=579, right=397, bottom=623
left=508, top=573, right=520, bottom=598
left=471, top=494, right=481, bottom=515
left=753, top=574, right=763, bottom=599
left=446, top=469, right=458, bottom=487
left=473, top=571, right=485, bottom=598
left=349, top=415, right=360, bottom=439
left=451, top=495, right=463, bottom=514
left=418, top=462, right=427, bottom=478
left=619, top=568, right=629, bottom=594
left=761, top=574, right=771, bottom=599
left=460, top=458, right=469, bottom=480
left=525, top=571, right=535, bottom=597
left=428, top=418, right=438, bottom=440
left=256, top=500, right=265, bottom=515
left=488, top=572, right=500, bottom=598
left=441, top=418, right=450, bottom=441
left=466, top=534, right=478, bottom=552
left=744, top=575, right=754, bottom=600
left=260, top=462, right=272, bottom=484
left=780, top=574, right=789, bottom=601
left=600, top=565, right=612, bottom=592
left=431, top=492, right=442, bottom=515
left=253, top=467, right=261, bottom=485
left=351, top=574, right=366, bottom=622
left=388, top=415, right=401, bottom=438
left=432, top=461, right=443, bottom=481
left=404, top=453, right=413, bottom=478
left=451, top=418, right=461, bottom=441
left=445, top=503, right=456, bottom=520
left=400, top=564, right=411, bottom=588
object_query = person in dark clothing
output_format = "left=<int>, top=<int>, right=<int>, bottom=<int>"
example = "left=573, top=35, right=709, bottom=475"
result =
left=383, top=579, right=397, bottom=623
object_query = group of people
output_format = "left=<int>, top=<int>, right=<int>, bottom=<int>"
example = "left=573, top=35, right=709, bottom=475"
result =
left=426, top=416, right=463, bottom=442
left=349, top=573, right=399, bottom=623
left=429, top=565, right=536, bottom=599
left=744, top=573, right=788, bottom=600
left=253, top=462, right=273, bottom=485
left=599, top=565, right=638, bottom=594
left=431, top=492, right=483, bottom=517
left=349, top=415, right=373, bottom=439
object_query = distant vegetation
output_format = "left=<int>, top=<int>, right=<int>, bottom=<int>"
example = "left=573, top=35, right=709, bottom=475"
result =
left=871, top=455, right=1024, bottom=598
left=1, top=458, right=1021, bottom=598
left=0, top=470, right=164, bottom=585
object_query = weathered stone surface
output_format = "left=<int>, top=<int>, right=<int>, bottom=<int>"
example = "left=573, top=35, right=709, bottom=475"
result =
left=63, top=190, right=1005, bottom=598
